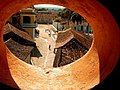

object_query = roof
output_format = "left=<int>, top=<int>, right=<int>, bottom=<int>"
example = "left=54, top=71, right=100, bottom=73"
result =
left=3, top=23, right=35, bottom=46
left=54, top=38, right=88, bottom=67
left=55, top=28, right=92, bottom=49
left=5, top=38, right=34, bottom=61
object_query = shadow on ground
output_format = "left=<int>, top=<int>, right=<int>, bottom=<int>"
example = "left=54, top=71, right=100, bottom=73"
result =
left=31, top=46, right=42, bottom=58
left=0, top=82, right=19, bottom=90
left=91, top=56, right=120, bottom=90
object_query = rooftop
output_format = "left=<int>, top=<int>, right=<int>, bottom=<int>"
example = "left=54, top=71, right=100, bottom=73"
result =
left=5, top=38, right=34, bottom=61
left=55, top=28, right=92, bottom=49
left=3, top=23, right=35, bottom=45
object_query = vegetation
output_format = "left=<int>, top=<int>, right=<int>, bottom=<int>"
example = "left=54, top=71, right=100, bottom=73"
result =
left=58, top=8, right=84, bottom=27
left=54, top=17, right=62, bottom=22
left=71, top=12, right=84, bottom=25
left=35, top=8, right=47, bottom=12
left=35, top=7, right=93, bottom=34
left=58, top=8, right=73, bottom=25
left=57, top=8, right=93, bottom=34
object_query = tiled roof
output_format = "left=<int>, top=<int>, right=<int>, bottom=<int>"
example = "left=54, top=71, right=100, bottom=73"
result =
left=55, top=28, right=92, bottom=49
left=3, top=23, right=35, bottom=46
left=59, top=38, right=88, bottom=66
left=4, top=23, right=35, bottom=43
left=54, top=38, right=89, bottom=67
left=5, top=38, right=34, bottom=61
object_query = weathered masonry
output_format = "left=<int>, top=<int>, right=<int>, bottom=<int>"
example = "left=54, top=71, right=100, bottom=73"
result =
left=0, top=0, right=120, bottom=89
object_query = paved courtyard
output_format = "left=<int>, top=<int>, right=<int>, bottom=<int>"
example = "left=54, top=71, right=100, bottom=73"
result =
left=31, top=24, right=57, bottom=69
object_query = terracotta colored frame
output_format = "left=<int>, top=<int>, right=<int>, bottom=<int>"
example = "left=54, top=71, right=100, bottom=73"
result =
left=0, top=0, right=120, bottom=89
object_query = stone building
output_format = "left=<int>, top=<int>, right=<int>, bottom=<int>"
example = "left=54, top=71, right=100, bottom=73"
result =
left=36, top=11, right=58, bottom=24
left=8, top=6, right=38, bottom=39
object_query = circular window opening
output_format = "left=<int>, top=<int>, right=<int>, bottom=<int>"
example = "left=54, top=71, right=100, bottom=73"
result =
left=4, top=4, right=93, bottom=69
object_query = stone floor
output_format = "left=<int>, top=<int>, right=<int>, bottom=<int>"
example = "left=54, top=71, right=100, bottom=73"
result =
left=31, top=24, right=57, bottom=69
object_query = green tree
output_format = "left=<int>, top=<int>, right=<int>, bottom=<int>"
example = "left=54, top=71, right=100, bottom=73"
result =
left=58, top=8, right=73, bottom=26
left=35, top=8, right=47, bottom=12
left=71, top=12, right=83, bottom=25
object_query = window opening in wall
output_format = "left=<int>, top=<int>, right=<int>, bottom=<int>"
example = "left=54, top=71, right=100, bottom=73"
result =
left=4, top=4, right=93, bottom=69
left=23, top=16, right=31, bottom=23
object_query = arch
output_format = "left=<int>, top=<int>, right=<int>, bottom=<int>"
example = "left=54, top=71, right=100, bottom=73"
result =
left=0, top=0, right=120, bottom=89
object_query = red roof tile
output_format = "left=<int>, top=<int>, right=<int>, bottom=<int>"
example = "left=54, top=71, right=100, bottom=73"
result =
left=4, top=23, right=35, bottom=43
left=55, top=28, right=92, bottom=49
left=5, top=38, right=34, bottom=61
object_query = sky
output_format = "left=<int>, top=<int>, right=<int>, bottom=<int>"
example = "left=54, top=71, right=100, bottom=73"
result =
left=34, top=4, right=65, bottom=9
